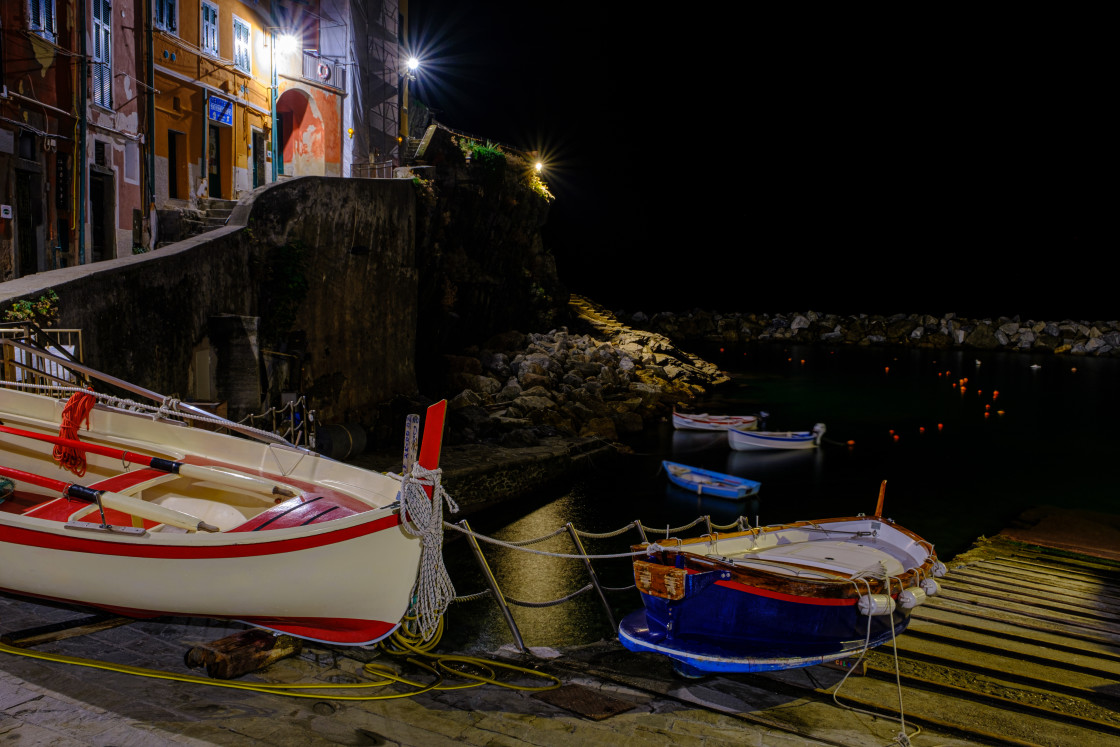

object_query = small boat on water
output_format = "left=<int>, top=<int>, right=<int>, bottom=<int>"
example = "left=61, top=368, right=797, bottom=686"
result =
left=0, top=339, right=448, bottom=646
left=672, top=411, right=759, bottom=432
left=728, top=423, right=825, bottom=450
left=619, top=483, right=945, bottom=675
left=663, top=461, right=760, bottom=500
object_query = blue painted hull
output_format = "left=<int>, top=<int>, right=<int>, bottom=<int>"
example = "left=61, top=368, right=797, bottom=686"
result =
left=620, top=607, right=907, bottom=675
left=618, top=514, right=940, bottom=674
left=662, top=461, right=760, bottom=500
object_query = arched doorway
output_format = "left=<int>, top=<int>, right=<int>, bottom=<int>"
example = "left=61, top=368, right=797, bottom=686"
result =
left=275, top=88, right=326, bottom=177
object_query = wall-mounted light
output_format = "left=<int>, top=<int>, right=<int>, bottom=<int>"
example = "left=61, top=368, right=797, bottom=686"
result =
left=275, top=34, right=299, bottom=55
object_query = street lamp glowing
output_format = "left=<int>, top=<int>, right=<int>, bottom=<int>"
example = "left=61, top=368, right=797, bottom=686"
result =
left=407, top=57, right=420, bottom=72
left=534, top=161, right=543, bottom=173
left=276, top=34, right=298, bottom=55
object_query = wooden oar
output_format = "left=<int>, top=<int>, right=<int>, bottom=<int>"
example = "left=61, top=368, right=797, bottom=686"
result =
left=0, top=465, right=220, bottom=533
left=0, top=424, right=298, bottom=501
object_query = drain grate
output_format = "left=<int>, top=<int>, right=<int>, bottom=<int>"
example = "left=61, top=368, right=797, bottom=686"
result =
left=532, top=683, right=637, bottom=721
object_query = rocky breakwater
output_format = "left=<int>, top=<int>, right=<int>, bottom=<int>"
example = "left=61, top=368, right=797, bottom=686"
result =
left=392, top=298, right=728, bottom=513
left=441, top=299, right=729, bottom=449
left=626, top=309, right=1120, bottom=357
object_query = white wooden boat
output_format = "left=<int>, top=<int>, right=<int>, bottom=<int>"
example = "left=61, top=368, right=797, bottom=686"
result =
left=728, top=423, right=825, bottom=450
left=672, top=411, right=759, bottom=432
left=0, top=345, right=447, bottom=646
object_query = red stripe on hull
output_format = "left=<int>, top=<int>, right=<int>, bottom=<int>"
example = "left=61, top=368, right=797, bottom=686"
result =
left=715, top=579, right=857, bottom=606
left=241, top=617, right=398, bottom=645
left=0, top=586, right=397, bottom=645
left=0, top=513, right=401, bottom=559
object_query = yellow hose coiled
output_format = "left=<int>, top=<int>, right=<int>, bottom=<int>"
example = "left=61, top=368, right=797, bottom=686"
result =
left=0, top=614, right=560, bottom=700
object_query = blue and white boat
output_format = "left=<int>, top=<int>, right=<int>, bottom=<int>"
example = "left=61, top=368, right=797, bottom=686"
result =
left=728, top=423, right=825, bottom=451
left=662, top=461, right=760, bottom=500
left=619, top=487, right=945, bottom=675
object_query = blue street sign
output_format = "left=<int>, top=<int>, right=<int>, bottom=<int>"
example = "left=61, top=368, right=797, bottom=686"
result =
left=208, top=96, right=233, bottom=126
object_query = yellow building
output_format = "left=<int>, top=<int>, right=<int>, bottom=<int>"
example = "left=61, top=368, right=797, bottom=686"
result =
left=151, top=0, right=274, bottom=207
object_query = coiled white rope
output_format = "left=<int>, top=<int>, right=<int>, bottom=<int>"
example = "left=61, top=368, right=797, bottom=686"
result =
left=398, top=462, right=459, bottom=642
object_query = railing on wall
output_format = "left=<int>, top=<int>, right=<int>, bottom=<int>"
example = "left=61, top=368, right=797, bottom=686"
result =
left=0, top=326, right=84, bottom=390
left=302, top=52, right=346, bottom=92
left=236, top=396, right=316, bottom=450
left=351, top=161, right=395, bottom=179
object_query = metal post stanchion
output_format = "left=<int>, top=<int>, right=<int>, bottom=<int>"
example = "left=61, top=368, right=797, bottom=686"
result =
left=566, top=522, right=618, bottom=631
left=459, top=519, right=527, bottom=654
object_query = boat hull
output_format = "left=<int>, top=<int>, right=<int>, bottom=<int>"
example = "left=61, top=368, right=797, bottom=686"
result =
left=620, top=515, right=940, bottom=673
left=672, top=412, right=758, bottom=432
left=663, top=461, right=760, bottom=500
left=0, top=509, right=419, bottom=645
left=728, top=424, right=824, bottom=451
left=0, top=387, right=422, bottom=645
left=619, top=608, right=908, bottom=675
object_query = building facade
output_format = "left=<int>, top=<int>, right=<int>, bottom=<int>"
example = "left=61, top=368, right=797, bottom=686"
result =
left=1, top=0, right=403, bottom=280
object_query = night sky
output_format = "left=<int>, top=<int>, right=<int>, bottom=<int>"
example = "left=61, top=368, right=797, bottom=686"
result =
left=409, top=4, right=1107, bottom=321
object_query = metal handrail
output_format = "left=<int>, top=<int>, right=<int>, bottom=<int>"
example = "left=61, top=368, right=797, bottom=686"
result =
left=0, top=337, right=304, bottom=450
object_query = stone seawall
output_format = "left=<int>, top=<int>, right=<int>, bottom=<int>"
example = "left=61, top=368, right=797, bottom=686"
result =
left=0, top=177, right=418, bottom=423
left=623, top=309, right=1120, bottom=357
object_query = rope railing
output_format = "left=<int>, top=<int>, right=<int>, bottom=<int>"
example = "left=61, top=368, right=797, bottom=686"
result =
left=445, top=512, right=752, bottom=652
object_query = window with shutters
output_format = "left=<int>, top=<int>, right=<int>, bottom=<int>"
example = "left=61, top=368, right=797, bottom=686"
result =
left=28, top=0, right=56, bottom=42
left=233, top=17, right=251, bottom=74
left=201, top=2, right=218, bottom=56
left=154, top=0, right=177, bottom=33
left=92, top=0, right=112, bottom=109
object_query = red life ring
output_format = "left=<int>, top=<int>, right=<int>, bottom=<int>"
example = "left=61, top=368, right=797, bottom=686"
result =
left=317, top=62, right=330, bottom=81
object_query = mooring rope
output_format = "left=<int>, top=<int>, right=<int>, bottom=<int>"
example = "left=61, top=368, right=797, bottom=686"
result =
left=399, top=462, right=459, bottom=641
left=832, top=569, right=920, bottom=746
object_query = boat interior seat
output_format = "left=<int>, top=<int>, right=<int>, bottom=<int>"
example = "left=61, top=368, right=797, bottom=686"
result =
left=149, top=495, right=251, bottom=532
left=741, top=540, right=906, bottom=577
left=227, top=493, right=366, bottom=532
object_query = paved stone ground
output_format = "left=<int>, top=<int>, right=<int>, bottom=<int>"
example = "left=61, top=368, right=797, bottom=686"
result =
left=0, top=592, right=992, bottom=747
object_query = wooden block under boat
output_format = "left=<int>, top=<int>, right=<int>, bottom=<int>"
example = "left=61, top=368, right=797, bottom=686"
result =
left=184, top=628, right=303, bottom=679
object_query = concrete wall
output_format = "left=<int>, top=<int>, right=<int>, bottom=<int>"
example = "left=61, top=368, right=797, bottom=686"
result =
left=0, top=177, right=417, bottom=424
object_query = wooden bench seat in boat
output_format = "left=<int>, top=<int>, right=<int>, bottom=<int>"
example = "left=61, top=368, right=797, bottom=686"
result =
left=227, top=493, right=369, bottom=532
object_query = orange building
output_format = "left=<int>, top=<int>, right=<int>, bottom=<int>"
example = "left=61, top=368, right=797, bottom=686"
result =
left=3, top=0, right=400, bottom=274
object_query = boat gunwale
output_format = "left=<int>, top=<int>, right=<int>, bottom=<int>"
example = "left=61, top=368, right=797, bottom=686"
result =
left=631, top=516, right=938, bottom=597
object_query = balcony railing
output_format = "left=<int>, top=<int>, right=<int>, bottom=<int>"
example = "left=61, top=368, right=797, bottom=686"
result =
left=352, top=161, right=395, bottom=179
left=302, top=52, right=345, bottom=92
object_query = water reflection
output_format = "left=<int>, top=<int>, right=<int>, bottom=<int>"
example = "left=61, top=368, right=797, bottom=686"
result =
left=670, top=430, right=728, bottom=454
left=440, top=343, right=1120, bottom=652
left=664, top=484, right=760, bottom=527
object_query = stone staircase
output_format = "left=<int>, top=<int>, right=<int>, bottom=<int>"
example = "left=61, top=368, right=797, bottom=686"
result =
left=196, top=198, right=237, bottom=230
left=155, top=198, right=238, bottom=248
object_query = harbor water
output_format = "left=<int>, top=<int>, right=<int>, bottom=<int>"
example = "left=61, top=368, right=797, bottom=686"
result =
left=439, top=342, right=1120, bottom=651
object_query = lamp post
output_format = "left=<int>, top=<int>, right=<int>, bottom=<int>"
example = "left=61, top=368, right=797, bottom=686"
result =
left=270, top=30, right=278, bottom=182
left=399, top=56, right=419, bottom=163
left=270, top=32, right=298, bottom=181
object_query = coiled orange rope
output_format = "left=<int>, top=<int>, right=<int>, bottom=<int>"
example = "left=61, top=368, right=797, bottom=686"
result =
left=53, top=389, right=97, bottom=477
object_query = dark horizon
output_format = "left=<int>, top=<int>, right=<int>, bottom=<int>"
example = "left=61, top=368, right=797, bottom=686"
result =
left=410, top=3, right=1107, bottom=323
